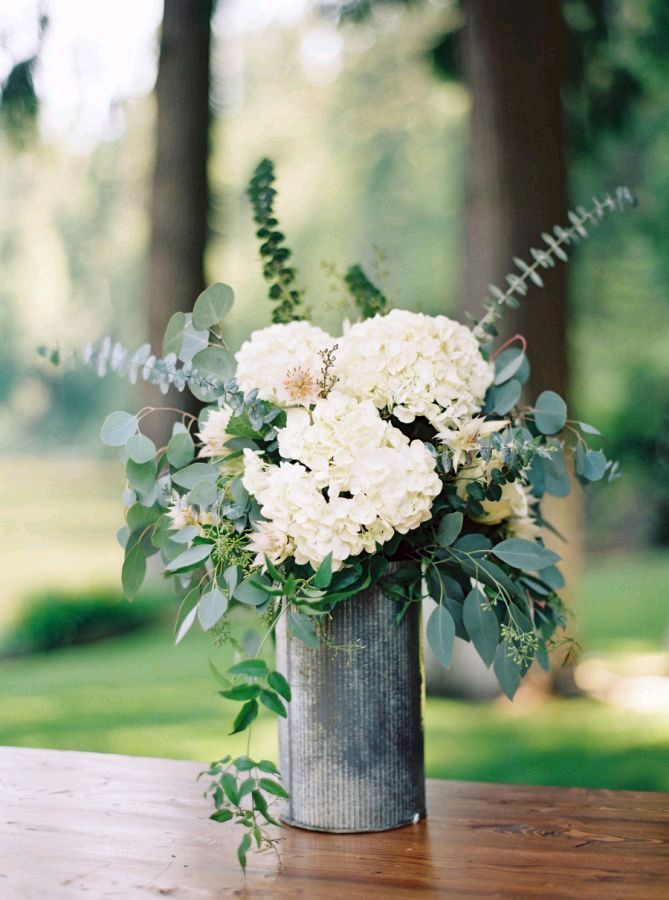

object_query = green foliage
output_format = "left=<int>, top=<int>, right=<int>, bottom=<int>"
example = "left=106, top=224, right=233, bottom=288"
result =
left=344, top=264, right=389, bottom=319
left=247, top=158, right=305, bottom=323
left=472, top=188, right=636, bottom=341
left=2, top=589, right=164, bottom=656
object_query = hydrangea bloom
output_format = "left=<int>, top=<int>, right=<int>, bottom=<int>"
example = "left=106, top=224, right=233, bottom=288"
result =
left=242, top=392, right=441, bottom=570
left=277, top=391, right=406, bottom=491
left=334, top=309, right=494, bottom=428
left=235, top=320, right=333, bottom=407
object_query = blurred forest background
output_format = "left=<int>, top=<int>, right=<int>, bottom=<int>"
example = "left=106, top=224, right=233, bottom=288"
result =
left=0, top=0, right=668, bottom=790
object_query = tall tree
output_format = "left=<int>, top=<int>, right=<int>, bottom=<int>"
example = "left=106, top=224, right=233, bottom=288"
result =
left=145, top=0, right=213, bottom=433
left=461, top=0, right=568, bottom=396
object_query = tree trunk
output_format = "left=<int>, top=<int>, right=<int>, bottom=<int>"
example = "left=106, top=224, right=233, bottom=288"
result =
left=460, top=0, right=581, bottom=695
left=462, top=0, right=568, bottom=397
left=144, top=0, right=213, bottom=441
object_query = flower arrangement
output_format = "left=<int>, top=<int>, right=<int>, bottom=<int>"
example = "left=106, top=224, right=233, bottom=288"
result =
left=53, top=160, right=635, bottom=870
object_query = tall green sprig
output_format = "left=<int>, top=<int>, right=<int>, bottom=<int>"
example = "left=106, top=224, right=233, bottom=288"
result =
left=472, top=186, right=637, bottom=341
left=247, top=158, right=305, bottom=323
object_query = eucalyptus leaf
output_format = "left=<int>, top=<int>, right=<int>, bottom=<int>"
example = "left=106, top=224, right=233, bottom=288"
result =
left=171, top=462, right=218, bottom=489
left=462, top=588, right=499, bottom=667
left=533, top=391, right=567, bottom=435
left=100, top=411, right=138, bottom=447
left=493, top=379, right=522, bottom=415
left=493, top=348, right=528, bottom=386
left=234, top=576, right=271, bottom=607
left=165, top=542, right=212, bottom=573
left=198, top=588, right=229, bottom=630
left=426, top=603, right=456, bottom=668
left=122, top=538, right=147, bottom=600
left=175, top=605, right=198, bottom=645
left=192, top=283, right=235, bottom=329
left=493, top=641, right=521, bottom=700
left=167, top=431, right=195, bottom=468
left=125, top=433, right=156, bottom=464
left=491, top=538, right=561, bottom=571
left=163, top=311, right=187, bottom=357
left=437, top=512, right=463, bottom=547
left=179, top=318, right=209, bottom=364
left=288, top=609, right=319, bottom=648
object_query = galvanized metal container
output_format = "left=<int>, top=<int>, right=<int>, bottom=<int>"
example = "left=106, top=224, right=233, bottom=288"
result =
left=275, top=567, right=426, bottom=833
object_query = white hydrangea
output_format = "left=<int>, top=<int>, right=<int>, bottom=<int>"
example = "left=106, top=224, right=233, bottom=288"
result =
left=334, top=309, right=494, bottom=428
left=243, top=393, right=442, bottom=570
left=277, top=391, right=406, bottom=490
left=234, top=320, right=333, bottom=406
left=197, top=406, right=233, bottom=458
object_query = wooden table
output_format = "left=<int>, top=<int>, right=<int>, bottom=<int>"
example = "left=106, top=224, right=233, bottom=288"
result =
left=1, top=747, right=668, bottom=898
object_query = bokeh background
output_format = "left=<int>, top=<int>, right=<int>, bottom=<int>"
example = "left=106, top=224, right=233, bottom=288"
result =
left=1, top=0, right=668, bottom=790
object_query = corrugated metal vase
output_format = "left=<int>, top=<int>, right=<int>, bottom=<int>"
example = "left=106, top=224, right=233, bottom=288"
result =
left=275, top=566, right=426, bottom=832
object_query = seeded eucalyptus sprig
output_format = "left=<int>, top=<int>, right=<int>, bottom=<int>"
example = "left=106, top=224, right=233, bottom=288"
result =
left=247, top=158, right=305, bottom=323
left=472, top=186, right=637, bottom=341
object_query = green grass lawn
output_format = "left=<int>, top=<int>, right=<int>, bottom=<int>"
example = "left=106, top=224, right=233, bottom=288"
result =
left=1, top=456, right=668, bottom=792
left=1, top=591, right=668, bottom=792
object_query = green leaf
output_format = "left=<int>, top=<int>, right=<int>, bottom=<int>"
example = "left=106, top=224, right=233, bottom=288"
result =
left=252, top=789, right=280, bottom=826
left=463, top=588, right=499, bottom=667
left=437, top=512, right=463, bottom=547
left=493, top=641, right=522, bottom=700
left=578, top=421, right=601, bottom=436
left=257, top=759, right=280, bottom=774
left=268, top=671, right=292, bottom=702
left=237, top=834, right=251, bottom=875
left=426, top=603, right=456, bottom=668
left=125, top=433, right=156, bottom=464
left=122, top=538, right=147, bottom=600
left=220, top=684, right=261, bottom=702
left=171, top=462, right=217, bottom=489
left=167, top=431, right=195, bottom=468
left=234, top=576, right=272, bottom=607
left=258, top=777, right=289, bottom=799
left=192, top=283, right=235, bottom=329
left=494, top=349, right=528, bottom=386
left=198, top=587, right=229, bottom=630
left=238, top=777, right=256, bottom=800
left=228, top=659, right=268, bottom=678
left=179, top=318, right=209, bottom=363
left=221, top=772, right=239, bottom=805
left=210, top=809, right=233, bottom=823
left=491, top=538, right=561, bottom=571
left=187, top=479, right=219, bottom=507
left=541, top=565, right=565, bottom=591
left=259, top=689, right=287, bottom=718
left=192, top=346, right=236, bottom=381
left=127, top=502, right=162, bottom=534
left=230, top=699, right=259, bottom=735
left=534, top=391, right=567, bottom=435
left=313, top=552, right=333, bottom=589
left=126, top=458, right=156, bottom=494
left=165, top=542, right=212, bottom=573
left=580, top=449, right=608, bottom=482
left=288, top=609, right=319, bottom=648
left=493, top=379, right=522, bottom=415
left=175, top=605, right=198, bottom=645
left=233, top=756, right=256, bottom=771
left=162, top=311, right=187, bottom=357
left=100, top=411, right=137, bottom=447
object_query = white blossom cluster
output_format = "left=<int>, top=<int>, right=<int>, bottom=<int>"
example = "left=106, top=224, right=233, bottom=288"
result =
left=224, top=310, right=511, bottom=570
left=242, top=392, right=441, bottom=570
left=235, top=320, right=332, bottom=407
left=333, top=309, right=494, bottom=428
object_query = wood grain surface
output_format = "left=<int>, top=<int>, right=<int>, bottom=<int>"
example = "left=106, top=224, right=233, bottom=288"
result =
left=1, top=746, right=667, bottom=898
